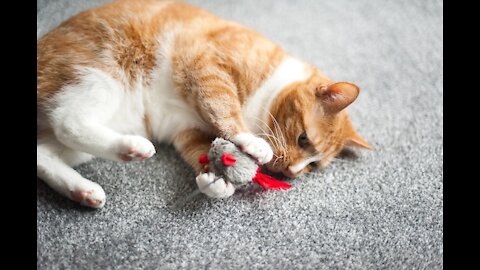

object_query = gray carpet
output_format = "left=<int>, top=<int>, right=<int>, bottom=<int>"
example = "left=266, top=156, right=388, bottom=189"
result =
left=37, top=0, right=443, bottom=269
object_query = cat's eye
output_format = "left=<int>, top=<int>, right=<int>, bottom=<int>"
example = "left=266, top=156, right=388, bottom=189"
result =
left=308, top=161, right=319, bottom=169
left=297, top=132, right=310, bottom=148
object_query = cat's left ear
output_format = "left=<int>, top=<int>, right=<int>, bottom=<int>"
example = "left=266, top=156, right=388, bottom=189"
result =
left=316, top=82, right=360, bottom=114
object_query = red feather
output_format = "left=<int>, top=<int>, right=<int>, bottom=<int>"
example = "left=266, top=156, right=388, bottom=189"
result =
left=252, top=169, right=292, bottom=190
left=198, top=154, right=209, bottom=164
left=221, top=153, right=237, bottom=166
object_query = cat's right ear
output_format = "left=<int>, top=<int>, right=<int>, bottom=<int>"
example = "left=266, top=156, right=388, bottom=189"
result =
left=316, top=82, right=360, bottom=114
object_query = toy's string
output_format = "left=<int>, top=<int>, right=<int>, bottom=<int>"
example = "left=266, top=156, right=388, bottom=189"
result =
left=169, top=176, right=223, bottom=209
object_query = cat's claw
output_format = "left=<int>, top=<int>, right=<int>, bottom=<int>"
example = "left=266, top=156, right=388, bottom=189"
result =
left=231, top=133, right=273, bottom=164
left=70, top=183, right=106, bottom=208
left=117, top=135, right=156, bottom=161
left=196, top=172, right=235, bottom=198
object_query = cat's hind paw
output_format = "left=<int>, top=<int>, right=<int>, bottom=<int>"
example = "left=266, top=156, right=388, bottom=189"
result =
left=231, top=133, right=273, bottom=164
left=70, top=183, right=106, bottom=208
left=196, top=172, right=235, bottom=198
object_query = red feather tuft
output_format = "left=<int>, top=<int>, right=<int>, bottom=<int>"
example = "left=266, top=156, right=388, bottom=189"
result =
left=253, top=170, right=292, bottom=190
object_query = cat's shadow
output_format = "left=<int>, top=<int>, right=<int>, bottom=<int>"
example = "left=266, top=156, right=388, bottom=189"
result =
left=167, top=148, right=361, bottom=212
left=337, top=148, right=359, bottom=160
left=165, top=168, right=269, bottom=213
left=166, top=184, right=267, bottom=214
left=37, top=147, right=361, bottom=212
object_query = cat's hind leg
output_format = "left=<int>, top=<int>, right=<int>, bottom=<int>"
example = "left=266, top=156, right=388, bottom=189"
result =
left=37, top=136, right=105, bottom=208
left=49, top=67, right=155, bottom=162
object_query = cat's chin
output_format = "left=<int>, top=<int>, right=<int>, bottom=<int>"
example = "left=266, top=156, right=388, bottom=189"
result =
left=264, top=163, right=282, bottom=173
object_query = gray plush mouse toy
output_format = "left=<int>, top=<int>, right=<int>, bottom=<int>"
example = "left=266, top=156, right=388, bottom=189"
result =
left=199, top=138, right=292, bottom=190
left=171, top=138, right=291, bottom=207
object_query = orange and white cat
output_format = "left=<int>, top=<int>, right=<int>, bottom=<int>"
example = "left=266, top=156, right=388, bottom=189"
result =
left=37, top=0, right=371, bottom=208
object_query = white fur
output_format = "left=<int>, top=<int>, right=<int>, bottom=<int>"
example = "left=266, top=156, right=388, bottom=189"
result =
left=288, top=154, right=322, bottom=174
left=243, top=57, right=311, bottom=133
left=145, top=29, right=207, bottom=143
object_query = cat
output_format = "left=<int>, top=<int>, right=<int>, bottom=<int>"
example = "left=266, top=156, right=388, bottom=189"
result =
left=37, top=0, right=372, bottom=208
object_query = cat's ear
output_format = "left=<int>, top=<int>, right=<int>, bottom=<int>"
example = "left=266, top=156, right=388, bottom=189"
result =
left=316, top=82, right=360, bottom=114
left=346, top=130, right=373, bottom=150
left=342, top=116, right=373, bottom=150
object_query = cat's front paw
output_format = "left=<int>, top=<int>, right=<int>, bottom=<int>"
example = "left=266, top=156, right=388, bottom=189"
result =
left=116, top=135, right=156, bottom=161
left=196, top=172, right=235, bottom=198
left=231, top=133, right=273, bottom=164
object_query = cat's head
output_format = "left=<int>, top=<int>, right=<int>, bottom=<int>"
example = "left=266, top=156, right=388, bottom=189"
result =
left=264, top=73, right=372, bottom=178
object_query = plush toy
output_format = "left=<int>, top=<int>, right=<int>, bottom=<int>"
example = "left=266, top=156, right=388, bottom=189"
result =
left=198, top=138, right=292, bottom=190
left=171, top=138, right=291, bottom=208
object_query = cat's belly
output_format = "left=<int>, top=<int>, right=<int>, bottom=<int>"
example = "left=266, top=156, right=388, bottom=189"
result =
left=105, top=84, right=206, bottom=144
left=145, top=90, right=207, bottom=143
left=108, top=29, right=207, bottom=143
left=146, top=29, right=208, bottom=143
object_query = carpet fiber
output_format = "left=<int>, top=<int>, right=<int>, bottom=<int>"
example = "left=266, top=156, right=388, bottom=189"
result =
left=37, top=0, right=443, bottom=269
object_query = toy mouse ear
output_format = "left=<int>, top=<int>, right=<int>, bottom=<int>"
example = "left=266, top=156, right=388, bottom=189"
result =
left=221, top=153, right=237, bottom=166
left=199, top=154, right=209, bottom=164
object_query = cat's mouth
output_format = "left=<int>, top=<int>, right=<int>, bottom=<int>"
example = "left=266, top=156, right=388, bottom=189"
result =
left=267, top=159, right=321, bottom=178
left=264, top=162, right=283, bottom=173
left=265, top=162, right=306, bottom=178
left=282, top=169, right=304, bottom=178
left=285, top=164, right=317, bottom=178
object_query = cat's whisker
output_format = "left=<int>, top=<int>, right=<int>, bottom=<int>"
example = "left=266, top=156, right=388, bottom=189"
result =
left=272, top=155, right=280, bottom=166
left=258, top=132, right=288, bottom=165
left=272, top=153, right=284, bottom=159
left=267, top=111, right=288, bottom=151
left=253, top=121, right=288, bottom=168
left=253, top=113, right=289, bottom=158
left=243, top=124, right=287, bottom=168
left=252, top=117, right=272, bottom=136
left=254, top=127, right=282, bottom=151
left=272, top=157, right=279, bottom=167
left=253, top=118, right=285, bottom=153
left=268, top=115, right=282, bottom=145
left=255, top=128, right=279, bottom=146
left=253, top=116, right=279, bottom=144
left=272, top=155, right=285, bottom=167
left=253, top=113, right=276, bottom=136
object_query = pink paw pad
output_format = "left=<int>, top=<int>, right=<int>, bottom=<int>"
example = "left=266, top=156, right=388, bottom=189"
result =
left=119, top=148, right=152, bottom=161
left=70, top=190, right=104, bottom=208
left=117, top=136, right=156, bottom=162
